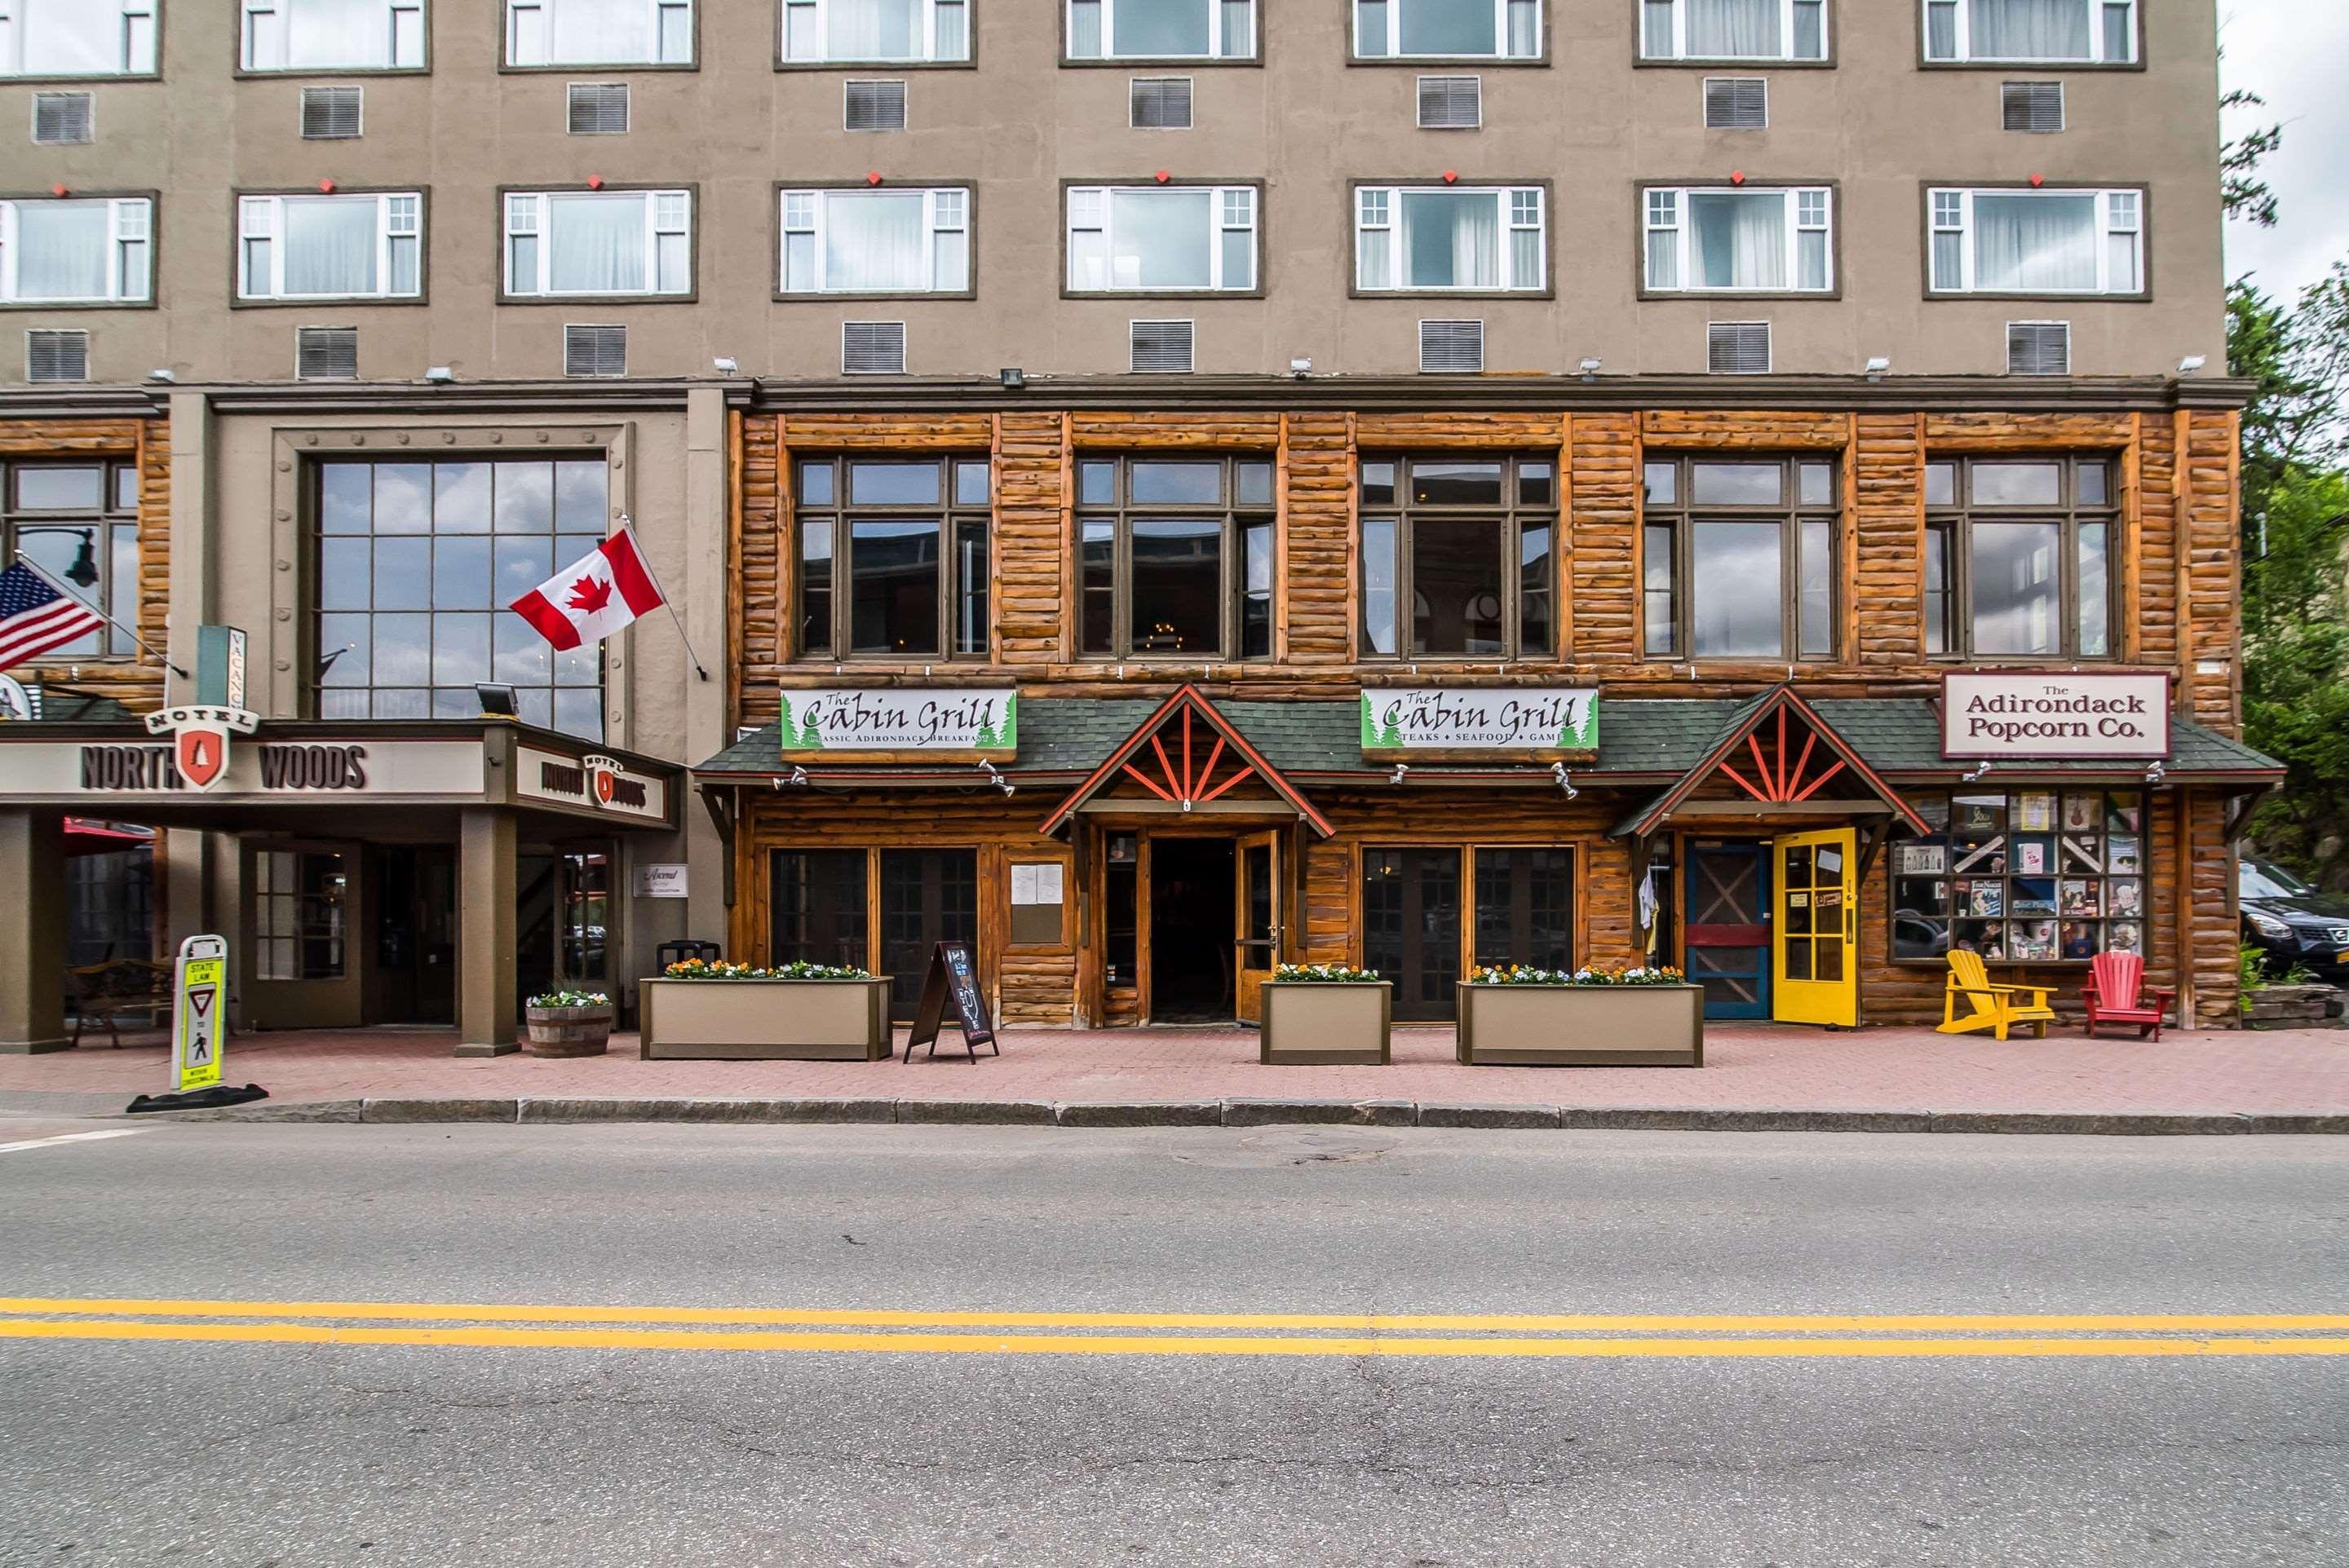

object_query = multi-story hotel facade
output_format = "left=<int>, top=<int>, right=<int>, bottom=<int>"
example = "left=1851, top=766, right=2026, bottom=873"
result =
left=0, top=0, right=2277, bottom=1053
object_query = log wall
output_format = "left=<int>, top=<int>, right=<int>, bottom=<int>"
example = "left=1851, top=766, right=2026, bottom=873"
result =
left=0, top=417, right=170, bottom=713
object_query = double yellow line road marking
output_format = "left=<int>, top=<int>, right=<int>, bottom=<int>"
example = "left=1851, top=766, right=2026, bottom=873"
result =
left=2, top=1296, right=2345, bottom=1359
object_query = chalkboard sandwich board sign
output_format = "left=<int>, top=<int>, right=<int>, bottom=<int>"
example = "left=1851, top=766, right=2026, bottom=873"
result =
left=905, top=942, right=999, bottom=1062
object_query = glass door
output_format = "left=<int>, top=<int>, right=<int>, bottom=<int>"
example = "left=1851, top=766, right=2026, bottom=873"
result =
left=1361, top=847, right=1461, bottom=1022
left=1234, top=831, right=1280, bottom=1024
left=1773, top=828, right=1857, bottom=1027
left=879, top=848, right=978, bottom=1022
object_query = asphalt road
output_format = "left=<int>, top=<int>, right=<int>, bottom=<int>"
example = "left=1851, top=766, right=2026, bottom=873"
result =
left=2, top=1120, right=2344, bottom=1568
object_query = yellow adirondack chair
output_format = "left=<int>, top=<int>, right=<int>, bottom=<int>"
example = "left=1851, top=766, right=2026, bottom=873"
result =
left=1936, top=948, right=2057, bottom=1040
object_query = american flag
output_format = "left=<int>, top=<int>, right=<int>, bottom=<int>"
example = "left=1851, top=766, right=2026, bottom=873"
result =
left=0, top=561, right=108, bottom=672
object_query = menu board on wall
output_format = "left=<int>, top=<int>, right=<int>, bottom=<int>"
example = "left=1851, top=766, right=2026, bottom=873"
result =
left=777, top=688, right=1016, bottom=758
left=1360, top=687, right=1599, bottom=757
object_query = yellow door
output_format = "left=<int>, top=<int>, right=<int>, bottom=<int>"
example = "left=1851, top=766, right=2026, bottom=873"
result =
left=1234, top=831, right=1281, bottom=1024
left=1773, top=828, right=1858, bottom=1027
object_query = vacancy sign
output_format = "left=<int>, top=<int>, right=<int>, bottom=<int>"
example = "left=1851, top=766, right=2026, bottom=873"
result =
left=171, top=934, right=228, bottom=1093
left=1940, top=672, right=2171, bottom=759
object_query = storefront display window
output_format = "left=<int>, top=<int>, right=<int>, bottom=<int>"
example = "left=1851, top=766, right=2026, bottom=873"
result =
left=794, top=457, right=991, bottom=661
left=3, top=461, right=139, bottom=660
left=1359, top=456, right=1555, bottom=660
left=314, top=456, right=608, bottom=737
left=254, top=849, right=347, bottom=980
left=1641, top=456, right=1837, bottom=661
left=769, top=849, right=869, bottom=970
left=1077, top=456, right=1275, bottom=660
left=1890, top=788, right=2146, bottom=964
left=1923, top=455, right=2115, bottom=660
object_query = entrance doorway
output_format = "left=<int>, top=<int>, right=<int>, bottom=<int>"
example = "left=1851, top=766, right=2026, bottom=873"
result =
left=880, top=848, right=978, bottom=1020
left=1362, top=847, right=1461, bottom=1022
left=1773, top=828, right=1859, bottom=1027
left=1148, top=837, right=1235, bottom=1023
left=1685, top=841, right=1771, bottom=1021
left=377, top=845, right=456, bottom=1025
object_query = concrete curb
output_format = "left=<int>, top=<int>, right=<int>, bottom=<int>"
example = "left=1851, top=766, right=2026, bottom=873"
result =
left=130, top=1095, right=2349, bottom=1134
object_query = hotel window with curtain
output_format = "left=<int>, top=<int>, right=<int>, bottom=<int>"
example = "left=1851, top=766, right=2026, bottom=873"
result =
left=779, top=0, right=968, bottom=64
left=1354, top=0, right=1538, bottom=59
left=779, top=187, right=970, bottom=295
left=504, top=190, right=692, bottom=298
left=0, top=197, right=150, bottom=303
left=1077, top=456, right=1274, bottom=660
left=314, top=457, right=611, bottom=736
left=241, top=0, right=426, bottom=71
left=794, top=456, right=992, bottom=661
left=1923, top=0, right=2135, bottom=64
left=1640, top=457, right=1838, bottom=662
left=1355, top=186, right=1546, bottom=293
left=1922, top=455, right=2114, bottom=661
left=1928, top=188, right=2143, bottom=296
left=1066, top=184, right=1257, bottom=293
left=1359, top=457, right=1556, bottom=661
left=1066, top=0, right=1254, bottom=60
left=0, top=0, right=157, bottom=76
left=505, top=0, right=692, bottom=65
left=238, top=192, right=421, bottom=301
left=2, top=461, right=139, bottom=658
left=1643, top=185, right=1832, bottom=294
left=1640, top=0, right=1826, bottom=61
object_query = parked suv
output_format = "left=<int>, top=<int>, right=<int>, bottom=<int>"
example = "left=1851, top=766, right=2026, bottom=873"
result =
left=2238, top=856, right=2349, bottom=983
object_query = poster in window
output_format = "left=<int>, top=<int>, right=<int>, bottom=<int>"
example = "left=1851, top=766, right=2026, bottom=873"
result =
left=2063, top=793, right=2102, bottom=833
left=2060, top=920, right=2099, bottom=959
left=1897, top=843, right=1946, bottom=876
left=2010, top=920, right=2057, bottom=961
left=2059, top=879, right=2100, bottom=917
left=2108, top=879, right=2142, bottom=917
left=2011, top=878, right=2057, bottom=916
left=2060, top=835, right=2102, bottom=872
left=2015, top=838, right=2048, bottom=874
left=2108, top=835, right=2141, bottom=874
left=2016, top=792, right=2056, bottom=832
left=2108, top=920, right=2143, bottom=955
left=2107, top=797, right=2141, bottom=833
left=1955, top=797, right=2006, bottom=834
left=1965, top=881, right=2004, bottom=919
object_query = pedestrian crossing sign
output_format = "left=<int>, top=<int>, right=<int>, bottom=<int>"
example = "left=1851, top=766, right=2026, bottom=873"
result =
left=172, top=934, right=228, bottom=1093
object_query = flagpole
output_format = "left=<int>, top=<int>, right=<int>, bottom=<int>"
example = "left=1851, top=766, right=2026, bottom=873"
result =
left=613, top=517, right=708, bottom=682
left=12, top=550, right=191, bottom=680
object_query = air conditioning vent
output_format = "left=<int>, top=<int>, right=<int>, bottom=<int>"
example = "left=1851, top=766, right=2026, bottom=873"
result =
left=299, top=86, right=363, bottom=139
left=843, top=79, right=907, bottom=131
left=2006, top=321, right=2071, bottom=376
left=1417, top=75, right=1481, bottom=130
left=567, top=82, right=630, bottom=135
left=295, top=327, right=359, bottom=381
left=1707, top=321, right=1772, bottom=374
left=26, top=329, right=89, bottom=383
left=1130, top=76, right=1193, bottom=129
left=1129, top=319, right=1194, bottom=374
left=2001, top=82, right=2065, bottom=133
left=843, top=320, right=908, bottom=374
left=33, top=91, right=94, bottom=145
left=1418, top=319, right=1484, bottom=373
left=1703, top=77, right=1767, bottom=129
left=564, top=325, right=627, bottom=378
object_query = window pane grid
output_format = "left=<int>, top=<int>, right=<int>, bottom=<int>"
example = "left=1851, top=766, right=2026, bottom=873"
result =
left=1067, top=0, right=1255, bottom=60
left=1924, top=0, right=2134, bottom=64
left=1643, top=185, right=1832, bottom=294
left=1354, top=185, right=1546, bottom=294
left=1927, top=186, right=2145, bottom=296
left=2, top=459, right=138, bottom=659
left=1927, top=454, right=2117, bottom=661
left=1643, top=456, right=1838, bottom=662
left=1067, top=184, right=1258, bottom=294
left=1075, top=455, right=1272, bottom=661
left=1642, top=0, right=1829, bottom=61
left=778, top=185, right=973, bottom=295
left=794, top=455, right=992, bottom=661
left=1891, top=790, right=2146, bottom=966
left=1360, top=454, right=1556, bottom=662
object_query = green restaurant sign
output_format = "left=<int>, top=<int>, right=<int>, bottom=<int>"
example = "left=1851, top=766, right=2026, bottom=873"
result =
left=777, top=687, right=1017, bottom=757
left=1360, top=687, right=1599, bottom=758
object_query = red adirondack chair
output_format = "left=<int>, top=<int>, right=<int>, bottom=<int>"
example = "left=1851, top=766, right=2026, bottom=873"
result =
left=2081, top=952, right=2175, bottom=1041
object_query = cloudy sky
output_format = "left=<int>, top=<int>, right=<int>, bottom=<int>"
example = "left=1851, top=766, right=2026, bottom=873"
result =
left=2220, top=2, right=2349, bottom=301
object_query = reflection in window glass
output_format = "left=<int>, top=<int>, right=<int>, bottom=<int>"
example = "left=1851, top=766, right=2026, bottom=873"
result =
left=1930, top=456, right=2114, bottom=661
left=794, top=455, right=988, bottom=660
left=1361, top=454, right=1553, bottom=660
left=1413, top=517, right=1505, bottom=656
left=1643, top=456, right=1837, bottom=662
left=2, top=461, right=139, bottom=659
left=1129, top=518, right=1221, bottom=654
left=1077, top=456, right=1272, bottom=660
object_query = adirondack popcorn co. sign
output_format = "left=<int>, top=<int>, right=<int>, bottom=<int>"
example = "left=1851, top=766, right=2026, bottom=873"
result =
left=1360, top=687, right=1599, bottom=757
left=777, top=688, right=1017, bottom=756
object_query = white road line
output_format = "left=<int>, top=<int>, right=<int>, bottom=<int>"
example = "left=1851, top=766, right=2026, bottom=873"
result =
left=0, top=1129, right=146, bottom=1155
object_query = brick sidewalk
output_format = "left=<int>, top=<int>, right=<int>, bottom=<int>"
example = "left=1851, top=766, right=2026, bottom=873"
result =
left=3, top=1020, right=2343, bottom=1119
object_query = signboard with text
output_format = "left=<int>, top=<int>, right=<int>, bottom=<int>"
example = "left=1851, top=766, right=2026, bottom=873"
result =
left=514, top=747, right=671, bottom=823
left=171, top=934, right=228, bottom=1093
left=777, top=688, right=1016, bottom=758
left=1360, top=687, right=1599, bottom=757
left=1940, top=672, right=2172, bottom=759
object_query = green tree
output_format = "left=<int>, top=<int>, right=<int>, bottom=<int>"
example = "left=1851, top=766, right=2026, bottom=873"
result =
left=776, top=696, right=798, bottom=750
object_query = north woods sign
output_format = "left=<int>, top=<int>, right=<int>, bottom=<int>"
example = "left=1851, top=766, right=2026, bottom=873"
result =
left=1360, top=687, right=1599, bottom=757
left=777, top=687, right=1017, bottom=756
left=1940, top=672, right=2172, bottom=759
left=78, top=741, right=373, bottom=793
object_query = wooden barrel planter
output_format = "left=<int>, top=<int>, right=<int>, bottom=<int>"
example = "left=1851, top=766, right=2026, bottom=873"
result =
left=524, top=1002, right=616, bottom=1058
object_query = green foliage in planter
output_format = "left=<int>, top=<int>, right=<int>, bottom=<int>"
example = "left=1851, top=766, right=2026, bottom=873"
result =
left=1272, top=963, right=1382, bottom=983
left=528, top=989, right=610, bottom=1009
left=661, top=959, right=875, bottom=981
left=1465, top=963, right=1689, bottom=987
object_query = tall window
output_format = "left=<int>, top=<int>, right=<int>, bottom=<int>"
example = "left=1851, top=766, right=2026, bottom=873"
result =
left=1924, top=0, right=2134, bottom=64
left=2, top=461, right=139, bottom=658
left=1, top=0, right=157, bottom=77
left=1365, top=845, right=1575, bottom=1022
left=1640, top=0, right=1826, bottom=60
left=1355, top=0, right=1537, bottom=58
left=769, top=849, right=869, bottom=968
left=1641, top=457, right=1838, bottom=661
left=1928, top=188, right=2143, bottom=296
left=1066, top=185, right=1256, bottom=293
left=1067, top=0, right=1254, bottom=60
left=780, top=187, right=970, bottom=295
left=241, top=0, right=426, bottom=71
left=0, top=197, right=150, bottom=303
left=503, top=190, right=690, bottom=298
left=1643, top=185, right=1832, bottom=293
left=507, top=0, right=691, bottom=64
left=1077, top=455, right=1274, bottom=660
left=780, top=0, right=968, bottom=63
left=254, top=849, right=347, bottom=980
left=1891, top=790, right=2147, bottom=966
left=238, top=192, right=421, bottom=301
left=795, top=456, right=991, bottom=660
left=315, top=457, right=610, bottom=736
left=1922, top=455, right=2113, bottom=660
left=1355, top=186, right=1545, bottom=293
left=1359, top=457, right=1555, bottom=660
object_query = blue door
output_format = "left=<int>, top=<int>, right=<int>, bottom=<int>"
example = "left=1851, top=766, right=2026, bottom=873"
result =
left=1684, top=841, right=1771, bottom=1020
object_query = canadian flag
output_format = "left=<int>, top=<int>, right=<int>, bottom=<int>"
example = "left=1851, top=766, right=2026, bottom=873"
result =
left=508, top=528, right=666, bottom=651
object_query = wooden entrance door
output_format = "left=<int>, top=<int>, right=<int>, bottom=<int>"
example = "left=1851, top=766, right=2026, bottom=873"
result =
left=1361, top=847, right=1462, bottom=1022
left=1683, top=840, right=1771, bottom=1020
left=1234, top=831, right=1280, bottom=1023
left=1773, top=828, right=1858, bottom=1027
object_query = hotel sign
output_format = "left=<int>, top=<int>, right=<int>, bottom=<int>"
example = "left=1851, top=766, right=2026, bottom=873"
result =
left=1940, top=672, right=2172, bottom=759
left=1360, top=687, right=1599, bottom=757
left=515, top=745, right=669, bottom=821
left=777, top=687, right=1017, bottom=757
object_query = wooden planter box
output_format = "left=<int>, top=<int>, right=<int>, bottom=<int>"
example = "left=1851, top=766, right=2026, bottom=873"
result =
left=1260, top=982, right=1391, bottom=1066
left=639, top=978, right=891, bottom=1061
left=524, top=1003, right=614, bottom=1058
left=1455, top=983, right=1704, bottom=1067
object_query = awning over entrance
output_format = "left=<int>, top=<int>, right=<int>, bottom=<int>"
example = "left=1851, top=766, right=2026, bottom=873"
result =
left=1609, top=685, right=1934, bottom=840
left=1037, top=686, right=1333, bottom=839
